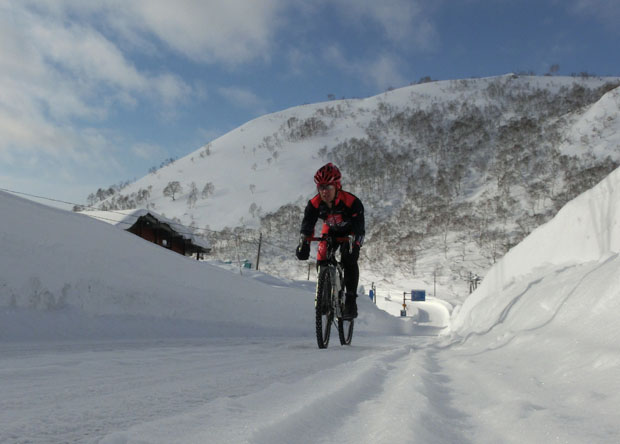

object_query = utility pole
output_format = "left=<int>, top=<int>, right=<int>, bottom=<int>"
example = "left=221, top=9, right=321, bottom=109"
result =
left=235, top=234, right=242, bottom=275
left=255, top=232, right=262, bottom=271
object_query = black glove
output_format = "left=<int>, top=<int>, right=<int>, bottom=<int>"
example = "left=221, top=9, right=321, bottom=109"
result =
left=296, top=236, right=310, bottom=260
left=349, top=234, right=363, bottom=261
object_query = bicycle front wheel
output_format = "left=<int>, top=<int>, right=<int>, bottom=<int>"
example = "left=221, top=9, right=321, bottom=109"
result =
left=315, top=267, right=333, bottom=349
left=338, top=318, right=354, bottom=345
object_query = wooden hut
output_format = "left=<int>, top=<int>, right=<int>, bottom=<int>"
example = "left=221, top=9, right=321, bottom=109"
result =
left=81, top=209, right=210, bottom=259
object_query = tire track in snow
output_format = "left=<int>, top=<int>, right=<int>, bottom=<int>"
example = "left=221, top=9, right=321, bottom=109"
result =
left=252, top=339, right=473, bottom=444
left=326, top=346, right=473, bottom=444
left=98, top=339, right=418, bottom=444
left=249, top=345, right=415, bottom=444
left=415, top=349, right=474, bottom=443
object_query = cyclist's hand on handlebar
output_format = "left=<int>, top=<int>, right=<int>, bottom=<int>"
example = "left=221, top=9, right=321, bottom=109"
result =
left=347, top=234, right=363, bottom=261
left=295, top=234, right=310, bottom=260
left=354, top=234, right=364, bottom=248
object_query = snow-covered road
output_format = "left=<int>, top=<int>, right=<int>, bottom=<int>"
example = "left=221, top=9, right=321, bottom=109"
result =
left=7, top=325, right=616, bottom=444
left=2, top=335, right=446, bottom=444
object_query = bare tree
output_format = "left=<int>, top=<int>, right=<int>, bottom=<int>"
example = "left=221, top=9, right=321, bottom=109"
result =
left=187, top=182, right=198, bottom=208
left=202, top=182, right=215, bottom=199
left=163, top=181, right=183, bottom=201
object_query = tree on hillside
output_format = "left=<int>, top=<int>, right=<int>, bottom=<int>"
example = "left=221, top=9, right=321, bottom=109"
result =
left=187, top=182, right=199, bottom=208
left=202, top=182, right=215, bottom=199
left=163, top=181, right=183, bottom=201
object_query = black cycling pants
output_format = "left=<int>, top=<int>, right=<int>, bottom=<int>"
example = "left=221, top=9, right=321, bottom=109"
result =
left=340, top=246, right=359, bottom=295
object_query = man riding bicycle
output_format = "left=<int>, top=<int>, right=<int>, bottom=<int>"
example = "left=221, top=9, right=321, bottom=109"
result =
left=295, top=163, right=365, bottom=319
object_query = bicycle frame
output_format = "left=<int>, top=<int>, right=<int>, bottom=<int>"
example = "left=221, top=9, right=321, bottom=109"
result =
left=308, top=236, right=351, bottom=308
left=308, top=234, right=354, bottom=348
left=323, top=240, right=345, bottom=319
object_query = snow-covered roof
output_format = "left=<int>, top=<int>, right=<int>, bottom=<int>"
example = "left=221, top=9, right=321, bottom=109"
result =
left=80, top=208, right=210, bottom=250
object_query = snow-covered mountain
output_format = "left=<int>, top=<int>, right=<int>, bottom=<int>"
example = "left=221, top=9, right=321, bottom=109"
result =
left=86, top=74, right=620, bottom=300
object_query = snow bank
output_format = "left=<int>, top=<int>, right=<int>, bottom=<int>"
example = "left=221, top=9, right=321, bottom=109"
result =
left=0, top=191, right=316, bottom=339
left=451, top=165, right=620, bottom=336
left=441, top=166, right=620, bottom=444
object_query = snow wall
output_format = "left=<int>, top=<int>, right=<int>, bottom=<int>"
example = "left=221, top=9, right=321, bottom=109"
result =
left=451, top=165, right=620, bottom=337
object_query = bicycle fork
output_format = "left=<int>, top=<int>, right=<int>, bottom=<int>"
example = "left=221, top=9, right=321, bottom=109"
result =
left=331, top=266, right=344, bottom=318
left=313, top=264, right=344, bottom=319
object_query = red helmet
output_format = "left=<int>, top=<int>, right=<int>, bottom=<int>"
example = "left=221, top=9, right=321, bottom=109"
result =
left=314, top=163, right=342, bottom=189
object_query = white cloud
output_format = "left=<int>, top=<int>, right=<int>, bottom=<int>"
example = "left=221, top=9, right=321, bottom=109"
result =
left=284, top=0, right=434, bottom=90
left=0, top=0, right=293, bottom=159
left=152, top=73, right=193, bottom=109
left=0, top=2, right=199, bottom=168
left=19, top=0, right=290, bottom=65
left=325, top=46, right=407, bottom=91
left=287, top=48, right=316, bottom=76
left=107, top=0, right=287, bottom=66
left=569, top=0, right=620, bottom=30
left=331, top=0, right=439, bottom=50
left=0, top=0, right=293, bottom=201
left=218, top=87, right=268, bottom=112
left=132, top=143, right=166, bottom=161
left=31, top=21, right=145, bottom=92
left=367, top=55, right=408, bottom=91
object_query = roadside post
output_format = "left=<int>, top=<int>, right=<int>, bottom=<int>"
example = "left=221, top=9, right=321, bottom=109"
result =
left=402, top=289, right=426, bottom=316
left=369, top=282, right=376, bottom=303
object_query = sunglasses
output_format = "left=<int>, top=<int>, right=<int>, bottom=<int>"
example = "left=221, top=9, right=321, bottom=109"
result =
left=317, top=184, right=335, bottom=191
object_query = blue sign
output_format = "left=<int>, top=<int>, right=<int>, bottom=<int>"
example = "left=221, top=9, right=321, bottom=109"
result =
left=411, top=290, right=426, bottom=301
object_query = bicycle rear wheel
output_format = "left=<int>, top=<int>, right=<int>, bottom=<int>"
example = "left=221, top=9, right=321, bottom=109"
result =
left=315, top=267, right=333, bottom=349
left=338, top=317, right=354, bottom=345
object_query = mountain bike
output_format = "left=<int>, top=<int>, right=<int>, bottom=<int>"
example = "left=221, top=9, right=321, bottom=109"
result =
left=308, top=235, right=354, bottom=349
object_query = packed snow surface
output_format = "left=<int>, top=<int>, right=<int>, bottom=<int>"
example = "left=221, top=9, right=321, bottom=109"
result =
left=2, top=156, right=620, bottom=444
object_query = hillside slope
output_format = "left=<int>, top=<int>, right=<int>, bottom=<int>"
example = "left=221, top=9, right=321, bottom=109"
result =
left=88, top=74, right=620, bottom=300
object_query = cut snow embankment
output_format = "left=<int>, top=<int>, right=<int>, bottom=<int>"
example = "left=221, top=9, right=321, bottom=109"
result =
left=451, top=165, right=620, bottom=338
left=437, top=166, right=620, bottom=444
left=446, top=164, right=620, bottom=389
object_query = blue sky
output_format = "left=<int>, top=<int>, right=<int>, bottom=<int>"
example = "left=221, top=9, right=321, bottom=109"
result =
left=1, top=0, right=619, bottom=207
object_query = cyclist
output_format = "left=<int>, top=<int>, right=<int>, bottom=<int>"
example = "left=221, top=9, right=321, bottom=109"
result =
left=295, top=163, right=365, bottom=319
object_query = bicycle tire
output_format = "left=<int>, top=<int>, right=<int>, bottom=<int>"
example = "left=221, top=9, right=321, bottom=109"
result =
left=315, top=267, right=333, bottom=349
left=338, top=318, right=354, bottom=345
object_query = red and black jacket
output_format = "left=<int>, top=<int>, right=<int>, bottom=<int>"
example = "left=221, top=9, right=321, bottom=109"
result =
left=300, top=190, right=365, bottom=242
